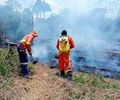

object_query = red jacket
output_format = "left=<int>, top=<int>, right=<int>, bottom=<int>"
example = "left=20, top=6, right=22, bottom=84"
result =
left=56, top=35, right=75, bottom=50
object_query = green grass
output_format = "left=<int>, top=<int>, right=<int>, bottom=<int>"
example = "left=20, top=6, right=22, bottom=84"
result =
left=0, top=47, right=18, bottom=77
left=0, top=47, right=19, bottom=88
left=0, top=47, right=34, bottom=77
left=0, top=78, right=14, bottom=90
left=104, top=95, right=110, bottom=100
left=73, top=72, right=120, bottom=89
left=0, top=47, right=34, bottom=89
left=28, top=62, right=35, bottom=75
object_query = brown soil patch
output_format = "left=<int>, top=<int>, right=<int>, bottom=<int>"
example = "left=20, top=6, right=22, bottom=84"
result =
left=1, top=64, right=120, bottom=100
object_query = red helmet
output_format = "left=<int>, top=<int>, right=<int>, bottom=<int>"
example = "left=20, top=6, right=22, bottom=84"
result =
left=30, top=31, right=38, bottom=37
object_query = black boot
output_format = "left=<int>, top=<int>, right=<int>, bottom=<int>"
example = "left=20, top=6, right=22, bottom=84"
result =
left=56, top=70, right=65, bottom=77
left=60, top=70, right=66, bottom=78
left=67, top=71, right=73, bottom=80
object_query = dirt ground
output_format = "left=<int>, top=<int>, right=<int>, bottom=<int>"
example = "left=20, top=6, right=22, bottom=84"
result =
left=1, top=64, right=120, bottom=100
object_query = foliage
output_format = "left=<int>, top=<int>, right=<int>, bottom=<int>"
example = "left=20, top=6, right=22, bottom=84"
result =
left=0, top=47, right=18, bottom=77
left=73, top=72, right=120, bottom=89
left=0, top=47, right=34, bottom=89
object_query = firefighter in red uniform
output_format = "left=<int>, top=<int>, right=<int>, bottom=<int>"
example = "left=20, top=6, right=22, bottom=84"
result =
left=56, top=30, right=75, bottom=80
left=17, top=31, right=38, bottom=78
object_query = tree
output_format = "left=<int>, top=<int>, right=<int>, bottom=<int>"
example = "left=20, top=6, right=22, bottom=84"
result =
left=6, top=0, right=21, bottom=12
left=17, top=8, right=33, bottom=39
left=42, top=0, right=51, bottom=18
left=32, top=0, right=51, bottom=19
left=0, top=4, right=21, bottom=41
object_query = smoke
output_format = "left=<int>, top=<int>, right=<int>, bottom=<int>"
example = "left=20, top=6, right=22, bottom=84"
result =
left=31, top=0, right=120, bottom=74
left=1, top=0, right=120, bottom=76
left=32, top=44, right=48, bottom=62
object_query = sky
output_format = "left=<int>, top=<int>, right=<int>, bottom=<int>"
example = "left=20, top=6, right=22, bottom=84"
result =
left=0, top=0, right=120, bottom=15
left=0, top=0, right=61, bottom=14
left=0, top=0, right=102, bottom=16
left=0, top=0, right=107, bottom=13
left=0, top=0, right=7, bottom=4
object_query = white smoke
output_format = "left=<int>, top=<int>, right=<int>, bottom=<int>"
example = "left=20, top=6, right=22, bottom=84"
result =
left=1, top=0, right=120, bottom=74
left=32, top=45, right=48, bottom=60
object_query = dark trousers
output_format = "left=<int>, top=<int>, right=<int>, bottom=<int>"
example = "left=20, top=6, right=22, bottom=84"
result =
left=17, top=43, right=29, bottom=76
left=21, top=63, right=29, bottom=76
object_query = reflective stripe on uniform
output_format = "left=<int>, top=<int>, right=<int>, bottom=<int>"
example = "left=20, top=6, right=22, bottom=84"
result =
left=21, top=62, right=28, bottom=65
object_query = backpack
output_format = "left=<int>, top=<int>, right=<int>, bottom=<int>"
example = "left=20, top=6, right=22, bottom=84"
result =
left=59, top=36, right=70, bottom=52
